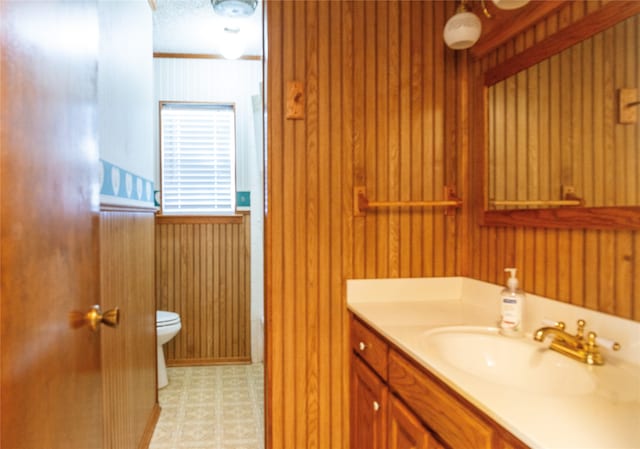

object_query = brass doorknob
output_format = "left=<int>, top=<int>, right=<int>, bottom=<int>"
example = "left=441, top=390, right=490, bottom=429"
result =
left=70, top=305, right=120, bottom=332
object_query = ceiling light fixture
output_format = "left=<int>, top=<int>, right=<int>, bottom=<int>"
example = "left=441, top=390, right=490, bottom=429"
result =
left=443, top=0, right=530, bottom=50
left=211, top=0, right=257, bottom=18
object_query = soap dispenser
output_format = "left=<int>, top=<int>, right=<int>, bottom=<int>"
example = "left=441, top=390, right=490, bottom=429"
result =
left=499, top=268, right=525, bottom=337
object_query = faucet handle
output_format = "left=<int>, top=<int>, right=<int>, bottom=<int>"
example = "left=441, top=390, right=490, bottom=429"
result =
left=541, top=318, right=565, bottom=330
left=589, top=332, right=621, bottom=351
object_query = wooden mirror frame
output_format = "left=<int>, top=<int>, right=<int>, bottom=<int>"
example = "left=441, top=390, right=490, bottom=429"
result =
left=476, top=1, right=640, bottom=230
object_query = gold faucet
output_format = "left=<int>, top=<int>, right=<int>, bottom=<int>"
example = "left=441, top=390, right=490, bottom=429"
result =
left=533, top=319, right=620, bottom=366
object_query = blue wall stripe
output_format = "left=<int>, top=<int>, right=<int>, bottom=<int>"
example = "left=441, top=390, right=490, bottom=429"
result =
left=100, top=159, right=155, bottom=205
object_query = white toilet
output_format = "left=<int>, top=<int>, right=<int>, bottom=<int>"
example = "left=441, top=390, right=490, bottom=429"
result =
left=156, top=310, right=182, bottom=389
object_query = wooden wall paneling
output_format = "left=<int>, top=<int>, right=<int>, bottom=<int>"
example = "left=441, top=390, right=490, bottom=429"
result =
left=421, top=1, right=434, bottom=276
left=433, top=0, right=446, bottom=277
left=296, top=2, right=308, bottom=447
left=363, top=1, right=377, bottom=279
left=330, top=2, right=348, bottom=447
left=339, top=3, right=356, bottom=445
left=599, top=231, right=615, bottom=315
left=352, top=0, right=365, bottom=279
left=443, top=0, right=458, bottom=277
left=155, top=217, right=251, bottom=364
left=339, top=2, right=355, bottom=447
left=617, top=235, right=634, bottom=318
left=312, top=2, right=324, bottom=447
left=409, top=0, right=424, bottom=277
left=399, top=1, right=411, bottom=278
left=388, top=0, right=400, bottom=279
left=568, top=230, right=583, bottom=307
left=376, top=0, right=389, bottom=278
left=266, top=1, right=461, bottom=448
left=264, top=0, right=283, bottom=447
left=100, top=210, right=158, bottom=449
left=212, top=224, right=219, bottom=358
left=544, top=229, right=556, bottom=299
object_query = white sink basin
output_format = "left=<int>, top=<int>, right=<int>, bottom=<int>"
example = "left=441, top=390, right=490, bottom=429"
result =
left=416, top=326, right=597, bottom=396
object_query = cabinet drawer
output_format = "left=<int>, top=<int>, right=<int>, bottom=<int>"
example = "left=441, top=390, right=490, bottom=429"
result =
left=351, top=316, right=388, bottom=380
left=388, top=349, right=494, bottom=449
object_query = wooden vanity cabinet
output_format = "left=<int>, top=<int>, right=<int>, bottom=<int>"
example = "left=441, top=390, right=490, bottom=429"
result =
left=351, top=353, right=388, bottom=449
left=350, top=315, right=445, bottom=449
left=349, top=314, right=529, bottom=449
left=388, top=395, right=445, bottom=449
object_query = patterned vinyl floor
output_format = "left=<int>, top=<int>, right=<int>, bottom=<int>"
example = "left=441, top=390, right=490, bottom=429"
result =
left=149, top=364, right=264, bottom=449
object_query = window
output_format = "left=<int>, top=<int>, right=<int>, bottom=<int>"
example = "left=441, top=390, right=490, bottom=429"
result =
left=160, top=102, right=236, bottom=214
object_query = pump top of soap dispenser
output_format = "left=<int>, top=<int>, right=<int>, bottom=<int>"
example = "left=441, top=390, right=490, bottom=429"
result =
left=505, top=267, right=519, bottom=291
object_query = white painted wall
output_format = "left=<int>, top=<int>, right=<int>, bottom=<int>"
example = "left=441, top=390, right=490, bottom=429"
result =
left=99, top=0, right=154, bottom=183
left=154, top=58, right=264, bottom=362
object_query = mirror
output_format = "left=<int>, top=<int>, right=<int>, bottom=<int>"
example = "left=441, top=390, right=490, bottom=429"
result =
left=478, top=2, right=640, bottom=229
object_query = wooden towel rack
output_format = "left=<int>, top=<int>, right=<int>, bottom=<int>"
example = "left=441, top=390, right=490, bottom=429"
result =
left=354, top=186, right=463, bottom=217
left=490, top=188, right=584, bottom=208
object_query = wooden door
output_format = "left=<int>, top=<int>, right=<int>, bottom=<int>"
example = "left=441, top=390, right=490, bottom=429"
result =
left=0, top=1, right=103, bottom=448
left=351, top=354, right=388, bottom=449
left=388, top=395, right=444, bottom=449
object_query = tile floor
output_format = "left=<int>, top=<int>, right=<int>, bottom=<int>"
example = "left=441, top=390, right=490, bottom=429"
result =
left=150, top=364, right=265, bottom=449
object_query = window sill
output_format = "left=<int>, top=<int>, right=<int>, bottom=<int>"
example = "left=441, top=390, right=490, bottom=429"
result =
left=155, top=214, right=246, bottom=224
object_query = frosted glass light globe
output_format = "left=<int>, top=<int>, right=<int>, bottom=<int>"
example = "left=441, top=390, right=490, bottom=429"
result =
left=491, top=0, right=530, bottom=10
left=443, top=11, right=482, bottom=50
left=220, top=37, right=245, bottom=59
left=218, top=26, right=246, bottom=60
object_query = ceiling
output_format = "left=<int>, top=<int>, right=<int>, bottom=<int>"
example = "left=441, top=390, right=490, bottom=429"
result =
left=152, top=0, right=263, bottom=56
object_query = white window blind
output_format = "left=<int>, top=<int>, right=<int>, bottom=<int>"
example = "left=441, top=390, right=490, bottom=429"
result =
left=160, top=103, right=236, bottom=214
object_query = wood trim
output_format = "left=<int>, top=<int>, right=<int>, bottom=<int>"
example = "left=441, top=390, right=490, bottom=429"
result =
left=484, top=1, right=640, bottom=85
left=483, top=207, right=640, bottom=230
left=153, top=52, right=262, bottom=61
left=167, top=357, right=252, bottom=367
left=137, top=403, right=161, bottom=449
left=100, top=204, right=157, bottom=213
left=155, top=214, right=243, bottom=224
left=470, top=1, right=568, bottom=59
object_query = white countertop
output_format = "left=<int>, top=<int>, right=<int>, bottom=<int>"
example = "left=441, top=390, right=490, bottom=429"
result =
left=347, top=277, right=640, bottom=449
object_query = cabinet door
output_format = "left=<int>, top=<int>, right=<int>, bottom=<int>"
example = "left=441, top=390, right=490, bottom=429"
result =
left=351, top=354, right=388, bottom=449
left=389, top=395, right=446, bottom=449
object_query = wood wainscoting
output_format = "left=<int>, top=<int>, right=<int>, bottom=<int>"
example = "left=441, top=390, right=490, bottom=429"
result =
left=155, top=214, right=251, bottom=365
left=100, top=208, right=158, bottom=449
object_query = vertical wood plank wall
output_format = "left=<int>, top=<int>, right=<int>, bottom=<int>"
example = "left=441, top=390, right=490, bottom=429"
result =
left=265, top=1, right=460, bottom=448
left=487, top=14, right=639, bottom=208
left=100, top=210, right=159, bottom=449
left=468, top=1, right=640, bottom=321
left=155, top=215, right=251, bottom=365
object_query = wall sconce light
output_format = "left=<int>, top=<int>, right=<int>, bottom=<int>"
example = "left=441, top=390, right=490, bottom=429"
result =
left=443, top=2, right=482, bottom=50
left=444, top=0, right=530, bottom=50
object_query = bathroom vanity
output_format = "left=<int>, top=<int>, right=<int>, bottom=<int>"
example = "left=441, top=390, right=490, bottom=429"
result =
left=347, top=277, right=640, bottom=449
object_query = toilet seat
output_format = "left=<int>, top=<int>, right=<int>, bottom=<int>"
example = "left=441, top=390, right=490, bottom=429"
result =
left=157, top=310, right=180, bottom=328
